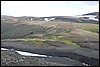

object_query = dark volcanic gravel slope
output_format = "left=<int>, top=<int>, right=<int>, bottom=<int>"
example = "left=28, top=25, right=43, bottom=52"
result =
left=1, top=50, right=64, bottom=66
left=1, top=41, right=99, bottom=66
left=1, top=50, right=84, bottom=66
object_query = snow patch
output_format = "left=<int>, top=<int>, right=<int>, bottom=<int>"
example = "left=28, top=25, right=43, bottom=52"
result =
left=15, top=50, right=48, bottom=57
left=1, top=48, right=52, bottom=57
left=44, top=18, right=55, bottom=21
left=1, top=48, right=9, bottom=50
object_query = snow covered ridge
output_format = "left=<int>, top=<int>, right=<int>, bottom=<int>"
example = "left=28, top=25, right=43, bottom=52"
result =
left=74, top=15, right=99, bottom=21
left=44, top=15, right=99, bottom=22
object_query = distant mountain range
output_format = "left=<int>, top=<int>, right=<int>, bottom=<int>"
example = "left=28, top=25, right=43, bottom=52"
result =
left=1, top=12, right=99, bottom=24
left=82, top=12, right=99, bottom=16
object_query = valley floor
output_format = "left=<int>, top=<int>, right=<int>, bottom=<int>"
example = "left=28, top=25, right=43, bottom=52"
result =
left=1, top=29, right=99, bottom=66
left=1, top=20, right=99, bottom=66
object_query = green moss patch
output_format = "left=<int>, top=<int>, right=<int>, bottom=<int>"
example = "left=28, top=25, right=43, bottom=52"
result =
left=11, top=35, right=80, bottom=47
left=84, top=28, right=99, bottom=33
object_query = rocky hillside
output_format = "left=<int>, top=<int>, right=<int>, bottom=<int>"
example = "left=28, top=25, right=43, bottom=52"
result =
left=1, top=12, right=99, bottom=66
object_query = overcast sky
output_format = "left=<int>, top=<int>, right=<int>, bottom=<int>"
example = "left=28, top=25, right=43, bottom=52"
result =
left=1, top=1, right=99, bottom=17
